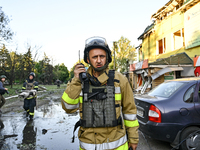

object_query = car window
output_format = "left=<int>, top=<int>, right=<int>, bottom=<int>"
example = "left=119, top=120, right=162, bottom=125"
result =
left=184, top=85, right=196, bottom=103
left=148, top=81, right=185, bottom=98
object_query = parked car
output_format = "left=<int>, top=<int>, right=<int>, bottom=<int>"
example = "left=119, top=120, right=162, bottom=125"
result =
left=134, top=77, right=200, bottom=150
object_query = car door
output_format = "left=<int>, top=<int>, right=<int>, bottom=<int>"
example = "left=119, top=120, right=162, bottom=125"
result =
left=194, top=81, right=200, bottom=115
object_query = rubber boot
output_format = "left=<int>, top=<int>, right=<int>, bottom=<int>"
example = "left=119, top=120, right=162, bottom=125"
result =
left=26, top=112, right=29, bottom=117
left=29, top=115, right=33, bottom=120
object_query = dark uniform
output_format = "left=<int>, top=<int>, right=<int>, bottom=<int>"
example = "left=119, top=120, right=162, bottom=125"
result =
left=0, top=75, right=7, bottom=112
left=22, top=73, right=38, bottom=120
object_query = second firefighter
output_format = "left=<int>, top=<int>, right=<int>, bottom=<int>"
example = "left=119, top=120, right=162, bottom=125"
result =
left=22, top=72, right=38, bottom=120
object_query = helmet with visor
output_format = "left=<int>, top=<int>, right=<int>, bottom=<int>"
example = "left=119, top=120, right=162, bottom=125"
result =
left=84, top=36, right=112, bottom=64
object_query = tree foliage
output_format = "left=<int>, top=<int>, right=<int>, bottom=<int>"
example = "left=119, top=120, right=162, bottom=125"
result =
left=54, top=63, right=69, bottom=83
left=0, top=45, right=70, bottom=85
left=0, top=7, right=13, bottom=43
left=0, top=44, right=9, bottom=73
left=110, top=36, right=136, bottom=73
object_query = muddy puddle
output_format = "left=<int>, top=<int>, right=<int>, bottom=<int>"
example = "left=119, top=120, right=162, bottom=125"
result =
left=1, top=93, right=173, bottom=150
left=0, top=99, right=80, bottom=150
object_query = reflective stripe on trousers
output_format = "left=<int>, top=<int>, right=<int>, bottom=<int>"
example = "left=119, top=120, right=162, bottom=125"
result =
left=79, top=134, right=127, bottom=150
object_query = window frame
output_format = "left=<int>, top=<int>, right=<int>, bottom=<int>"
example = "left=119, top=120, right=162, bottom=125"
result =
left=183, top=84, right=196, bottom=103
left=157, top=37, right=166, bottom=55
left=171, top=28, right=185, bottom=51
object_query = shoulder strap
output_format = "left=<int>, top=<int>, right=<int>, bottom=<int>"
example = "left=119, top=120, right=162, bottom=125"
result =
left=83, top=79, right=89, bottom=93
left=83, top=78, right=89, bottom=102
left=107, top=70, right=115, bottom=86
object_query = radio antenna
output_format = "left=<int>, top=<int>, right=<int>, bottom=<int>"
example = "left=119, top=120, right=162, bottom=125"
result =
left=79, top=50, right=80, bottom=63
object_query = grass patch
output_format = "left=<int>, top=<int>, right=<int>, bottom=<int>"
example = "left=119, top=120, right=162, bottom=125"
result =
left=42, top=84, right=67, bottom=90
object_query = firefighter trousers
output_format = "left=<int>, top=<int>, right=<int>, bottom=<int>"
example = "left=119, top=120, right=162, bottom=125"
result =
left=23, top=98, right=36, bottom=116
left=0, top=94, right=6, bottom=108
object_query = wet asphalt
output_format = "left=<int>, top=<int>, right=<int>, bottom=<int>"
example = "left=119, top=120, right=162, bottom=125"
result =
left=0, top=98, right=174, bottom=150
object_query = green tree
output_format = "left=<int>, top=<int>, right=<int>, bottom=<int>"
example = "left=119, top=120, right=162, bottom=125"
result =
left=0, top=7, right=13, bottom=43
left=0, top=44, right=10, bottom=76
left=23, top=47, right=34, bottom=75
left=111, top=36, right=136, bottom=73
left=35, top=60, right=45, bottom=82
left=36, top=53, right=54, bottom=84
left=0, top=45, right=19, bottom=87
left=54, top=63, right=69, bottom=83
left=16, top=53, right=26, bottom=83
left=8, top=51, right=19, bottom=87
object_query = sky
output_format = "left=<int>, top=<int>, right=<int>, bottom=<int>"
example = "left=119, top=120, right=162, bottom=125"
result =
left=0, top=0, right=167, bottom=70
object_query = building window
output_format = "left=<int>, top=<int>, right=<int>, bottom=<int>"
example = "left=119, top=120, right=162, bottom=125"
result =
left=172, top=28, right=184, bottom=50
left=157, top=38, right=166, bottom=55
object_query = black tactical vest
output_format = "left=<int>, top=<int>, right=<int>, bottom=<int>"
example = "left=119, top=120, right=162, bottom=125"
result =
left=81, top=70, right=119, bottom=128
left=72, top=70, right=122, bottom=142
left=26, top=80, right=35, bottom=90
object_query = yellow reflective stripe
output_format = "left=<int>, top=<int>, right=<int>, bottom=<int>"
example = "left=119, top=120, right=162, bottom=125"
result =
left=115, top=94, right=121, bottom=101
left=22, top=87, right=26, bottom=89
left=80, top=96, right=83, bottom=103
left=26, top=97, right=34, bottom=99
left=29, top=112, right=34, bottom=116
left=115, top=142, right=128, bottom=150
left=34, top=86, right=38, bottom=88
left=62, top=101, right=79, bottom=109
left=80, top=134, right=127, bottom=149
left=124, top=119, right=139, bottom=127
left=62, top=92, right=79, bottom=105
left=79, top=147, right=83, bottom=150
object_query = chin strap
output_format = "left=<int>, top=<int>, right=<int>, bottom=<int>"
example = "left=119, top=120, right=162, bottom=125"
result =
left=88, top=53, right=109, bottom=72
left=91, top=61, right=109, bottom=72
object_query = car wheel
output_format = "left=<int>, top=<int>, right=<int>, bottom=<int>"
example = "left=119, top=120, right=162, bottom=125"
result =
left=180, top=127, right=200, bottom=150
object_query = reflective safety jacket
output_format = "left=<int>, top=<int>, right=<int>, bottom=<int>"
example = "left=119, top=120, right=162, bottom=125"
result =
left=62, top=67, right=139, bottom=150
left=22, top=79, right=38, bottom=99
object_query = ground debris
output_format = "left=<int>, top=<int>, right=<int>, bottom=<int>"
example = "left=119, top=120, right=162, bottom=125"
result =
left=17, top=143, right=36, bottom=150
left=0, top=134, right=18, bottom=140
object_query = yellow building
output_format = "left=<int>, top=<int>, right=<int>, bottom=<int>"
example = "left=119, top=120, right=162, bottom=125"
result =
left=130, top=0, right=200, bottom=93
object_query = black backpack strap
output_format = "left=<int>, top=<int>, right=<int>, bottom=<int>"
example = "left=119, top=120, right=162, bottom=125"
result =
left=107, top=70, right=115, bottom=86
left=72, top=120, right=81, bottom=143
left=83, top=79, right=89, bottom=102
left=83, top=79, right=89, bottom=93
left=114, top=79, right=120, bottom=83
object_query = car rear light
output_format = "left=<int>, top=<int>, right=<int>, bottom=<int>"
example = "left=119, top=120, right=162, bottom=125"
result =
left=148, top=105, right=161, bottom=123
